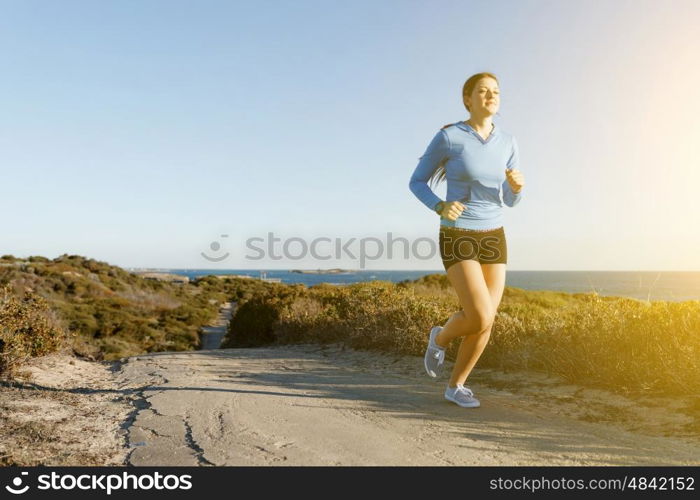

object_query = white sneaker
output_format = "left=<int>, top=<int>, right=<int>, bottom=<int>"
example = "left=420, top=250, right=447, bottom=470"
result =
left=444, top=384, right=480, bottom=408
left=423, top=326, right=445, bottom=378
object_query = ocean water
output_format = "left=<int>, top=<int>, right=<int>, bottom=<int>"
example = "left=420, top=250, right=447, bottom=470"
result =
left=156, top=269, right=700, bottom=303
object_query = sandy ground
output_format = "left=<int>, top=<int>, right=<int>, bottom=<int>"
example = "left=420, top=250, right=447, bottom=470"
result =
left=0, top=352, right=138, bottom=466
left=1, top=343, right=698, bottom=466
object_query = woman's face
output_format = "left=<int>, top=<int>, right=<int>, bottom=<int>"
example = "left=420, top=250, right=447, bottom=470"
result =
left=464, top=77, right=500, bottom=116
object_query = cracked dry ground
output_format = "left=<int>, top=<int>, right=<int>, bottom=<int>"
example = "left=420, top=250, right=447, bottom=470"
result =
left=123, top=358, right=218, bottom=466
left=2, top=345, right=699, bottom=466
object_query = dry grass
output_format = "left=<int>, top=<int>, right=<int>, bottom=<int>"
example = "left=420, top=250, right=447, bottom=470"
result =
left=224, top=279, right=700, bottom=400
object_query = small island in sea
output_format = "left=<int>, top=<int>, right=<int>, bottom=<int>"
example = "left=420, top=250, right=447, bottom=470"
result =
left=290, top=268, right=354, bottom=274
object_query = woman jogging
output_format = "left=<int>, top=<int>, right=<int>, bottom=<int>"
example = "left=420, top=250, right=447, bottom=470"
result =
left=408, top=72, right=525, bottom=408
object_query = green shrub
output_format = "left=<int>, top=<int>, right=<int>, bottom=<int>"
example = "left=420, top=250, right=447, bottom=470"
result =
left=0, top=285, right=70, bottom=377
left=222, top=283, right=306, bottom=347
left=28, top=256, right=50, bottom=263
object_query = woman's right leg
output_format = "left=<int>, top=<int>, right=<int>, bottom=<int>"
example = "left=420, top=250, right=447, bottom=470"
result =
left=436, top=259, right=494, bottom=346
left=434, top=259, right=495, bottom=387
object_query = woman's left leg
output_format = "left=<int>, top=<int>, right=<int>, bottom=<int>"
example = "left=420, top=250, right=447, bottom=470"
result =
left=448, top=263, right=506, bottom=387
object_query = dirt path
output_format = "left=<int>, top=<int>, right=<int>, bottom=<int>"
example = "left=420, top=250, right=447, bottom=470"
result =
left=2, top=344, right=698, bottom=466
left=120, top=344, right=699, bottom=466
left=199, top=301, right=237, bottom=350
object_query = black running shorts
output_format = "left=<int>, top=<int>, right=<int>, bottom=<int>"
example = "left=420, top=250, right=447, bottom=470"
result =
left=439, top=225, right=507, bottom=270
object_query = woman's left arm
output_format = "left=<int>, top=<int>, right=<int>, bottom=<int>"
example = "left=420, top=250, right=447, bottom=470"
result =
left=503, top=136, right=524, bottom=207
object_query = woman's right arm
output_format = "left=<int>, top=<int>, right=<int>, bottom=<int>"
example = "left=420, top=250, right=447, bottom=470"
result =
left=408, top=129, right=449, bottom=212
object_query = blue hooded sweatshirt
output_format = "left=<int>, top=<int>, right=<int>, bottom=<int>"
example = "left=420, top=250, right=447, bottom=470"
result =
left=408, top=120, right=522, bottom=230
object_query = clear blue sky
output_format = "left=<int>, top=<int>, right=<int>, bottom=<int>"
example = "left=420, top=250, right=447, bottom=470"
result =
left=3, top=0, right=699, bottom=271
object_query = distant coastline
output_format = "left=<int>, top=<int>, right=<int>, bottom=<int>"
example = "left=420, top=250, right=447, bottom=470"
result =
left=290, top=268, right=354, bottom=275
left=156, top=269, right=700, bottom=302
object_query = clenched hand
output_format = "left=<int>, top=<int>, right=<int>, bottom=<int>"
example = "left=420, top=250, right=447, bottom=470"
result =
left=439, top=201, right=466, bottom=221
left=505, top=168, right=524, bottom=193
